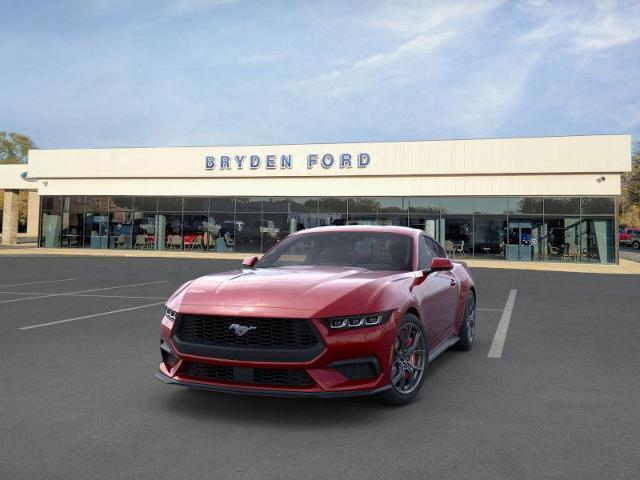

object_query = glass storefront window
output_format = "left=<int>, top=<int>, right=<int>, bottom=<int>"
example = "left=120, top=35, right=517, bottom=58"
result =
left=183, top=213, right=209, bottom=250
left=443, top=216, right=473, bottom=257
left=40, top=196, right=63, bottom=247
left=348, top=198, right=378, bottom=213
left=235, top=197, right=262, bottom=212
left=441, top=198, right=473, bottom=215
left=474, top=198, right=508, bottom=215
left=544, top=217, right=581, bottom=261
left=409, top=198, right=441, bottom=215
left=158, top=197, right=183, bottom=212
left=38, top=195, right=617, bottom=263
left=133, top=212, right=157, bottom=249
left=474, top=217, right=507, bottom=259
left=157, top=213, right=183, bottom=250
left=580, top=197, right=614, bottom=215
left=183, top=197, right=209, bottom=212
left=580, top=218, right=614, bottom=263
left=133, top=196, right=158, bottom=212
left=508, top=197, right=542, bottom=215
left=262, top=198, right=290, bottom=213
left=234, top=213, right=262, bottom=252
left=289, top=197, right=318, bottom=214
left=110, top=196, right=133, bottom=211
left=544, top=197, right=580, bottom=215
left=377, top=197, right=406, bottom=214
left=109, top=211, right=133, bottom=249
left=319, top=197, right=347, bottom=214
left=209, top=197, right=235, bottom=213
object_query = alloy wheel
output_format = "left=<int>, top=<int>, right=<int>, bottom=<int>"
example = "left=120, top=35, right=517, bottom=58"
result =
left=391, top=323, right=426, bottom=394
left=466, top=294, right=476, bottom=343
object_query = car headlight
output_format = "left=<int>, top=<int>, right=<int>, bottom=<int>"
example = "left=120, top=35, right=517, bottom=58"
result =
left=326, top=311, right=392, bottom=330
left=165, top=307, right=178, bottom=321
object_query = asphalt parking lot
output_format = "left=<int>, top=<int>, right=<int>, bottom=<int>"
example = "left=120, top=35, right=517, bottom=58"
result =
left=1, top=256, right=639, bottom=480
left=620, top=245, right=640, bottom=263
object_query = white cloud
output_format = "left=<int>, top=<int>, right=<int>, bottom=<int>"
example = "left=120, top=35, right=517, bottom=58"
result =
left=519, top=0, right=640, bottom=51
left=297, top=0, right=506, bottom=96
left=172, top=0, right=238, bottom=11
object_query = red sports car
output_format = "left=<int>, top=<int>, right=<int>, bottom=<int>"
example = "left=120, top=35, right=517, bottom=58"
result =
left=156, top=226, right=476, bottom=405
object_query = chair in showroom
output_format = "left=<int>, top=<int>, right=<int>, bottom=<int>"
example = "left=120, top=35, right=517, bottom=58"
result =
left=170, top=235, right=183, bottom=250
left=134, top=234, right=147, bottom=249
left=445, top=240, right=454, bottom=256
left=452, top=240, right=466, bottom=257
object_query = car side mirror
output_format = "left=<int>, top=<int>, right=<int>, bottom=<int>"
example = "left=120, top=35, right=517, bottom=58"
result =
left=430, top=257, right=453, bottom=272
left=242, top=256, right=259, bottom=268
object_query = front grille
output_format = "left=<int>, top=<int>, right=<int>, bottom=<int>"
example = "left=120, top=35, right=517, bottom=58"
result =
left=172, top=314, right=324, bottom=362
left=184, top=362, right=234, bottom=382
left=252, top=368, right=314, bottom=386
left=183, top=362, right=314, bottom=388
left=175, top=315, right=319, bottom=348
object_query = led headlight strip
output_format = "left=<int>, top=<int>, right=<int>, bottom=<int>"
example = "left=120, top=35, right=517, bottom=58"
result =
left=326, top=311, right=392, bottom=330
left=165, top=307, right=178, bottom=321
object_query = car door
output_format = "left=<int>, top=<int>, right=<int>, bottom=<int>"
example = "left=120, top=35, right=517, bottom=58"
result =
left=413, top=235, right=459, bottom=350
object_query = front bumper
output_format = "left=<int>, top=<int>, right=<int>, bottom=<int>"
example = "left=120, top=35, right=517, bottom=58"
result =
left=155, top=370, right=391, bottom=398
left=157, top=311, right=398, bottom=397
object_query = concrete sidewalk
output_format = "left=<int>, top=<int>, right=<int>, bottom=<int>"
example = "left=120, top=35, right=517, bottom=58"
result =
left=0, top=245, right=638, bottom=274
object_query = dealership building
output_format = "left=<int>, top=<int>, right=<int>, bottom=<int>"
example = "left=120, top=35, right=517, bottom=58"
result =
left=0, top=134, right=631, bottom=263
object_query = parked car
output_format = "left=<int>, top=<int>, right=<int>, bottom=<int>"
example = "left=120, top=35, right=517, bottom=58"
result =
left=620, top=227, right=640, bottom=249
left=156, top=226, right=476, bottom=405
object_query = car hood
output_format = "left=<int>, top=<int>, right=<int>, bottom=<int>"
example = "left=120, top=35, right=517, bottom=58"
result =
left=169, top=266, right=412, bottom=317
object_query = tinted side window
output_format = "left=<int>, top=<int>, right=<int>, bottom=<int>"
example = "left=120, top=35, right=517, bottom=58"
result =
left=418, top=236, right=438, bottom=270
left=428, top=237, right=446, bottom=258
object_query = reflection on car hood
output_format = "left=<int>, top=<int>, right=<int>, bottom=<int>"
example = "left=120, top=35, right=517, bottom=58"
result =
left=172, top=266, right=411, bottom=316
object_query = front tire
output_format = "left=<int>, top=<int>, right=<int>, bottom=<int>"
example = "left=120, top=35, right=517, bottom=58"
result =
left=454, top=290, right=476, bottom=351
left=633, top=241, right=640, bottom=250
left=379, top=313, right=427, bottom=406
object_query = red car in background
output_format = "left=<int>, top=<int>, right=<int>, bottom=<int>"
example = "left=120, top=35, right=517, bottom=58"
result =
left=620, top=227, right=640, bottom=249
left=156, top=226, right=476, bottom=405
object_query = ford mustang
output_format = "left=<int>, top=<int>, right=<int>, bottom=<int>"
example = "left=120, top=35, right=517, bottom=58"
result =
left=156, top=225, right=476, bottom=405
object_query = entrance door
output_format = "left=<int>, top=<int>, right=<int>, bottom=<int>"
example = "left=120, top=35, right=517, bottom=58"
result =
left=507, top=222, right=536, bottom=261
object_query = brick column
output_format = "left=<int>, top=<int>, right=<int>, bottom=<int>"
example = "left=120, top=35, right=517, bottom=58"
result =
left=1, top=189, right=20, bottom=245
left=26, top=190, right=40, bottom=238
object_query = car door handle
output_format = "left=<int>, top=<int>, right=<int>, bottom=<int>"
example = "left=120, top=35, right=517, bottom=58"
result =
left=450, top=278, right=457, bottom=287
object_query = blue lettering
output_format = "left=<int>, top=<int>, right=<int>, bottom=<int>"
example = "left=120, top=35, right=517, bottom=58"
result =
left=235, top=155, right=246, bottom=169
left=220, top=155, right=231, bottom=170
left=266, top=154, right=276, bottom=169
left=205, top=156, right=215, bottom=170
left=280, top=154, right=292, bottom=169
left=321, top=153, right=334, bottom=169
left=307, top=154, right=318, bottom=169
left=339, top=153, right=352, bottom=168
left=250, top=155, right=261, bottom=169
left=357, top=153, right=370, bottom=168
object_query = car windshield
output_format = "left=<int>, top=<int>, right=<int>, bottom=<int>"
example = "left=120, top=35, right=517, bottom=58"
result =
left=256, top=231, right=413, bottom=271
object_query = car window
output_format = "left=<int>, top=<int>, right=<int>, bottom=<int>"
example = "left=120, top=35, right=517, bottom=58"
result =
left=428, top=237, right=446, bottom=258
left=418, top=236, right=438, bottom=270
left=257, top=231, right=413, bottom=271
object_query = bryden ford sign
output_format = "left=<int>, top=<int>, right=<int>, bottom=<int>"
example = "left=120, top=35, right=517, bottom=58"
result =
left=205, top=153, right=371, bottom=171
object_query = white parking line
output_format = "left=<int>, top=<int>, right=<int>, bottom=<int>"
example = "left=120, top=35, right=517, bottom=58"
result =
left=0, top=280, right=168, bottom=304
left=488, top=289, right=518, bottom=359
left=0, top=291, right=166, bottom=300
left=0, top=278, right=79, bottom=288
left=19, top=302, right=165, bottom=330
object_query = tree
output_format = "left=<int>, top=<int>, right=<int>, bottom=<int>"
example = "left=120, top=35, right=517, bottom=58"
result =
left=620, top=142, right=640, bottom=227
left=0, top=131, right=36, bottom=164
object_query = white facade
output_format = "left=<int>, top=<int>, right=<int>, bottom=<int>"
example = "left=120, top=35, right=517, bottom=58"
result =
left=8, top=134, right=630, bottom=197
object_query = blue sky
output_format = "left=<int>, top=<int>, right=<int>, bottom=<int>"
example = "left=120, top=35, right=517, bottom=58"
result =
left=1, top=0, right=639, bottom=149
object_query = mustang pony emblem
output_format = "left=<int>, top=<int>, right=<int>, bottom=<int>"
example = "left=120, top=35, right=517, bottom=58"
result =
left=228, top=323, right=257, bottom=336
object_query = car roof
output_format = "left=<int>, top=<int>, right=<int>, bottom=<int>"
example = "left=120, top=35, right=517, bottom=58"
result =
left=293, top=225, right=421, bottom=237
